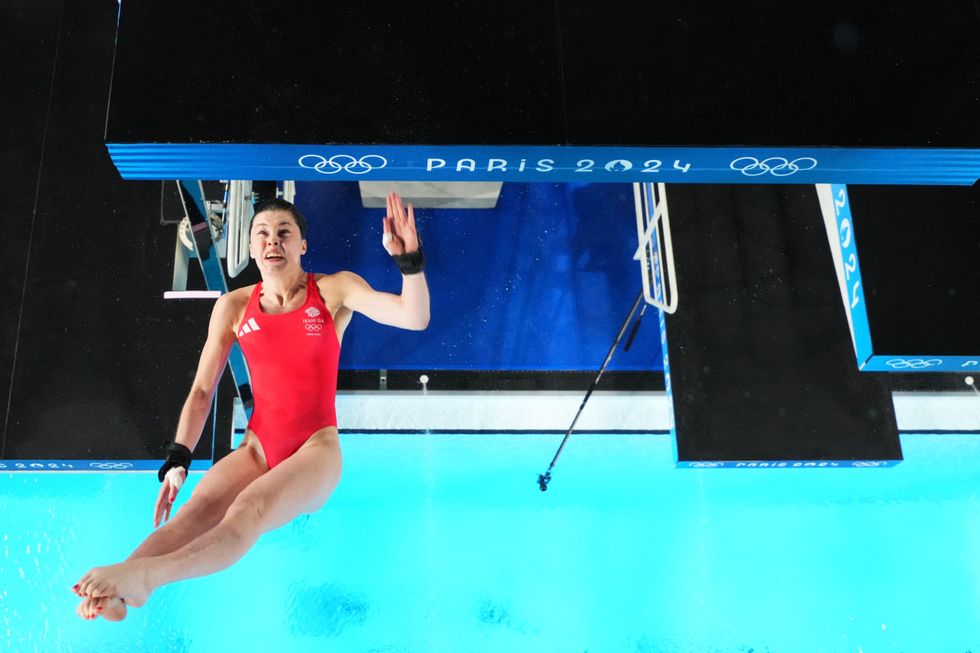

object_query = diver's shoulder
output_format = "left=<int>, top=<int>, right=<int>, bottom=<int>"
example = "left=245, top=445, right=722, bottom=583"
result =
left=216, top=285, right=254, bottom=310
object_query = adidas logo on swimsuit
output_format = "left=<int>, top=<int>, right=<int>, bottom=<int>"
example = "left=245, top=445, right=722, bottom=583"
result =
left=238, top=317, right=261, bottom=338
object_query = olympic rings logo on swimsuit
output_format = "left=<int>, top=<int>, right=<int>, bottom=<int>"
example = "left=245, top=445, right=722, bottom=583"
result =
left=885, top=358, right=943, bottom=369
left=89, top=462, right=135, bottom=470
left=730, top=156, right=818, bottom=177
left=305, top=323, right=323, bottom=332
left=298, top=154, right=388, bottom=175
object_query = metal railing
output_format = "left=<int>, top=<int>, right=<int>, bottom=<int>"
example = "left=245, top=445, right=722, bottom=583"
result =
left=632, top=182, right=678, bottom=313
left=225, top=180, right=253, bottom=278
left=225, top=180, right=296, bottom=278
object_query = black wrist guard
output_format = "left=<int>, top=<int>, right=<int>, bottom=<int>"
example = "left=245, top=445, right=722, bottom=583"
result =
left=158, top=442, right=192, bottom=482
left=393, top=247, right=425, bottom=275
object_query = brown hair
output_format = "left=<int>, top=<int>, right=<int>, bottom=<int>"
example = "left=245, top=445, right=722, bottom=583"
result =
left=251, top=198, right=308, bottom=239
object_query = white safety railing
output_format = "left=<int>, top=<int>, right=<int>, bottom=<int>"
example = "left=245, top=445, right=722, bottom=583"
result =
left=632, top=182, right=678, bottom=313
left=219, top=180, right=297, bottom=278
left=225, top=180, right=253, bottom=278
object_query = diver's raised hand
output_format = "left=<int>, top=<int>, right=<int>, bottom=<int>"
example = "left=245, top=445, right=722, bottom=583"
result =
left=382, top=191, right=419, bottom=256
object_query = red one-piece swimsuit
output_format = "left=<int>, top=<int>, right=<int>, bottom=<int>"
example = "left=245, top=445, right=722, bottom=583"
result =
left=236, top=273, right=340, bottom=469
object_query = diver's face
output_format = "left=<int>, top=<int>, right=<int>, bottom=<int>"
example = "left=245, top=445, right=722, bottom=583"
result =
left=249, top=210, right=307, bottom=271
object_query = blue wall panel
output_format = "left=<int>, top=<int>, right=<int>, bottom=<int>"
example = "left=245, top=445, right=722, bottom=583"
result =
left=297, top=182, right=663, bottom=371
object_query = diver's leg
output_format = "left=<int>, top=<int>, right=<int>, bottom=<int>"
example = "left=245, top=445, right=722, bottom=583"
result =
left=76, top=435, right=268, bottom=619
left=76, top=428, right=341, bottom=607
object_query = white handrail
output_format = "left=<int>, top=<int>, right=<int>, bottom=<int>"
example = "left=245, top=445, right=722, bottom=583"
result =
left=632, top=182, right=679, bottom=314
left=226, top=180, right=253, bottom=278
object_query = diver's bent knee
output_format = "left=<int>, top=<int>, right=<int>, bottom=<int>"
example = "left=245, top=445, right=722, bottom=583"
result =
left=177, top=495, right=226, bottom=529
left=223, top=493, right=267, bottom=531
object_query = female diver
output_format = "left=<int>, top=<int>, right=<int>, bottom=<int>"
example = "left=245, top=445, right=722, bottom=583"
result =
left=73, top=191, right=428, bottom=620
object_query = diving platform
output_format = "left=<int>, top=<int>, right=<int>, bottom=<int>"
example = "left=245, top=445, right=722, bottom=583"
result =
left=662, top=185, right=902, bottom=467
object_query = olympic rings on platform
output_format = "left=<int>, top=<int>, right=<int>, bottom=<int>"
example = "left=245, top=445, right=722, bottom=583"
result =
left=730, top=156, right=818, bottom=177
left=298, top=154, right=388, bottom=175
left=885, top=358, right=943, bottom=369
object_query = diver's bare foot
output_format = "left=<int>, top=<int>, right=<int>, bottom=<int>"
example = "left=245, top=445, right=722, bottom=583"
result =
left=74, top=560, right=154, bottom=608
left=76, top=595, right=127, bottom=621
left=75, top=595, right=100, bottom=621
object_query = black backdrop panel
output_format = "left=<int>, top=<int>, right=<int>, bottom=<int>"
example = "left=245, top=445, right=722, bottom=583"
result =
left=107, top=1, right=980, bottom=147
left=0, top=0, right=64, bottom=452
left=107, top=1, right=565, bottom=145
left=559, top=1, right=980, bottom=147
left=2, top=0, right=217, bottom=463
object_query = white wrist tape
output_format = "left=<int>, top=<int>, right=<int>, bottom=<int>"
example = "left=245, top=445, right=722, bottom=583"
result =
left=165, top=466, right=185, bottom=492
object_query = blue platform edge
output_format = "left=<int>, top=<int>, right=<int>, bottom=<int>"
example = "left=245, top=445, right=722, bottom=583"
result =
left=659, top=305, right=680, bottom=465
left=675, top=460, right=902, bottom=469
left=0, top=460, right=213, bottom=472
left=836, top=184, right=979, bottom=373
left=106, top=144, right=980, bottom=185
left=829, top=184, right=875, bottom=368
left=863, top=355, right=980, bottom=373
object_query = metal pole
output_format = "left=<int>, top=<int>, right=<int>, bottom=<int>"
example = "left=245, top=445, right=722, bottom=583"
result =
left=537, top=289, right=646, bottom=491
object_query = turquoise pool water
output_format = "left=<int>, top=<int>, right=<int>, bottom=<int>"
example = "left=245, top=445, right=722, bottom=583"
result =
left=2, top=433, right=978, bottom=652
